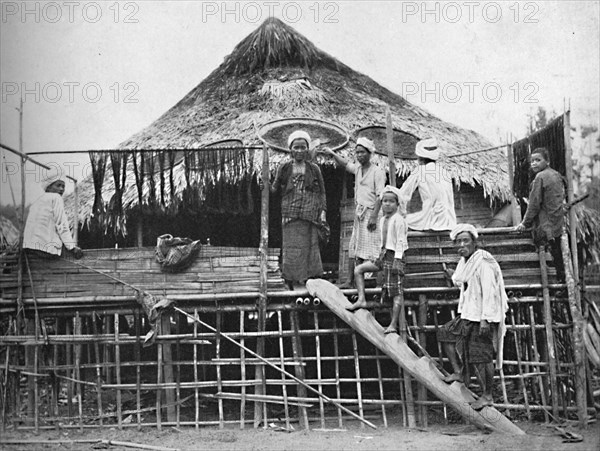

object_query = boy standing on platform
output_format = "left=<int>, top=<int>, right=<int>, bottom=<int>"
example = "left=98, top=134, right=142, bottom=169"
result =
left=346, top=186, right=409, bottom=335
left=515, top=147, right=566, bottom=282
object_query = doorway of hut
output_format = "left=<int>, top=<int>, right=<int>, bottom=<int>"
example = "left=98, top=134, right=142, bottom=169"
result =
left=77, top=165, right=349, bottom=283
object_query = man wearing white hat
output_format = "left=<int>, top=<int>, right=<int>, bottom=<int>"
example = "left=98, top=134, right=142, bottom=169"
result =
left=398, top=137, right=456, bottom=231
left=23, top=166, right=83, bottom=258
left=323, top=137, right=386, bottom=286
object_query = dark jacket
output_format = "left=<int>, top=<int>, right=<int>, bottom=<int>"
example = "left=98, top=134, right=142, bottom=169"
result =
left=522, top=167, right=565, bottom=243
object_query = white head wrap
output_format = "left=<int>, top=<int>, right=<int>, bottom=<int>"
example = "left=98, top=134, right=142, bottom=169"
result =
left=380, top=185, right=402, bottom=201
left=40, top=166, right=64, bottom=190
left=287, top=130, right=311, bottom=149
left=356, top=137, right=376, bottom=153
left=450, top=223, right=479, bottom=241
left=415, top=137, right=441, bottom=161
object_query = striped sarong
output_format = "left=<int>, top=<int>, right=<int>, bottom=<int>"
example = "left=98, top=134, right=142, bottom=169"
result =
left=349, top=207, right=380, bottom=262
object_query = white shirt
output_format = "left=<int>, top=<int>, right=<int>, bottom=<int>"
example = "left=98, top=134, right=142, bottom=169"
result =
left=23, top=192, right=76, bottom=256
left=454, top=250, right=508, bottom=323
left=347, top=162, right=386, bottom=209
left=379, top=213, right=408, bottom=259
left=398, top=161, right=456, bottom=231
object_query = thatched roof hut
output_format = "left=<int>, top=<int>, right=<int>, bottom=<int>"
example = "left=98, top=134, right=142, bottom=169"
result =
left=66, top=18, right=509, bottom=229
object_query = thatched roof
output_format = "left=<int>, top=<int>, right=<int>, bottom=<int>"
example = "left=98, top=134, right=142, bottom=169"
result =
left=66, top=18, right=509, bottom=226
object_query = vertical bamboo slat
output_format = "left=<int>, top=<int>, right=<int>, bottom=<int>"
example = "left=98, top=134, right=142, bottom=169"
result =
left=277, top=311, right=291, bottom=430
left=216, top=311, right=224, bottom=428
left=239, top=311, right=246, bottom=429
left=290, top=311, right=309, bottom=429
left=529, top=305, right=549, bottom=422
left=92, top=314, right=103, bottom=426
left=510, top=310, right=531, bottom=420
left=351, top=333, right=365, bottom=428
left=193, top=309, right=200, bottom=429
left=417, top=296, right=428, bottom=427
left=115, top=314, right=122, bottom=429
left=332, top=318, right=343, bottom=429
left=539, top=248, right=560, bottom=419
left=134, top=311, right=141, bottom=428
left=314, top=312, right=325, bottom=428
left=374, top=348, right=387, bottom=428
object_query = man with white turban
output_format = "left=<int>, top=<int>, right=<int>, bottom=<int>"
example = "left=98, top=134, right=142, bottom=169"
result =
left=398, top=137, right=456, bottom=231
left=23, top=166, right=83, bottom=258
left=323, top=137, right=386, bottom=287
left=437, top=223, right=508, bottom=410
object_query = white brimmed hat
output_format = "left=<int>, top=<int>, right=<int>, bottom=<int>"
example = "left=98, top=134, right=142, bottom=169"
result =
left=415, top=137, right=440, bottom=161
left=356, top=137, right=376, bottom=153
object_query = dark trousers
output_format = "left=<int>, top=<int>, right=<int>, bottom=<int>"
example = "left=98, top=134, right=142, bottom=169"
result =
left=548, top=237, right=565, bottom=282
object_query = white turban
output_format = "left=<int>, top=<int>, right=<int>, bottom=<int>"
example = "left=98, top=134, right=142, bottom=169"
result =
left=450, top=223, right=479, bottom=241
left=356, top=137, right=376, bottom=153
left=415, top=137, right=441, bottom=161
left=380, top=185, right=402, bottom=201
left=40, top=166, right=64, bottom=190
left=287, top=130, right=311, bottom=149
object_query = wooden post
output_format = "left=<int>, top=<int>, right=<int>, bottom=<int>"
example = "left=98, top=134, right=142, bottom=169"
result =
left=386, top=105, right=396, bottom=186
left=417, top=295, right=428, bottom=427
left=254, top=144, right=269, bottom=428
left=160, top=315, right=176, bottom=423
left=560, top=232, right=587, bottom=428
left=506, top=137, right=521, bottom=226
left=539, top=247, right=560, bottom=419
left=563, top=111, right=579, bottom=279
left=73, top=181, right=79, bottom=245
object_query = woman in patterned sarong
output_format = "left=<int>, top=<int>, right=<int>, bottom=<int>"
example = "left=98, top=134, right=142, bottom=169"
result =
left=272, top=130, right=327, bottom=290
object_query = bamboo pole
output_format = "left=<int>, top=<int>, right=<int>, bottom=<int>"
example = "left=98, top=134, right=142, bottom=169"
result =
left=560, top=232, right=587, bottom=427
left=216, top=310, right=224, bottom=428
left=506, top=137, right=522, bottom=226
left=385, top=105, right=396, bottom=186
left=254, top=144, right=270, bottom=428
left=92, top=314, right=104, bottom=426
left=277, top=311, right=291, bottom=430
left=193, top=309, right=200, bottom=429
left=510, top=310, right=531, bottom=420
left=239, top=310, right=247, bottom=429
left=315, top=311, right=326, bottom=428
left=134, top=311, right=142, bottom=429
left=290, top=311, right=309, bottom=429
left=539, top=247, right=560, bottom=419
left=374, top=348, right=388, bottom=428
left=398, top=292, right=416, bottom=428
left=114, top=314, right=122, bottom=429
left=73, top=181, right=79, bottom=245
left=417, top=296, right=428, bottom=426
left=563, top=111, right=578, bottom=279
left=351, top=332, right=365, bottom=428
left=529, top=305, right=549, bottom=422
left=332, top=318, right=344, bottom=429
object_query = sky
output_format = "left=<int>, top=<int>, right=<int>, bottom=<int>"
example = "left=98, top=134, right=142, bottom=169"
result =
left=1, top=0, right=599, bottom=205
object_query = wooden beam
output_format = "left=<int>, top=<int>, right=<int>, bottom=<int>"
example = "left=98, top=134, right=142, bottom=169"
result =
left=386, top=105, right=396, bottom=186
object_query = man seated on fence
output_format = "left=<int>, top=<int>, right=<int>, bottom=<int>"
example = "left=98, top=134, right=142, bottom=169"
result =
left=437, top=224, right=508, bottom=410
left=23, top=167, right=83, bottom=259
left=515, top=147, right=566, bottom=283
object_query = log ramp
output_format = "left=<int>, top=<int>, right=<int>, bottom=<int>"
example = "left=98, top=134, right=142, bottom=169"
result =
left=306, top=278, right=525, bottom=435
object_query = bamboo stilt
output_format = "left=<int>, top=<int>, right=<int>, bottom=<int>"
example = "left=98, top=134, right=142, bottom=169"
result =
left=315, top=311, right=325, bottom=428
left=539, top=247, right=560, bottom=419
left=193, top=309, right=200, bottom=429
left=417, top=296, right=428, bottom=427
left=510, top=309, right=531, bottom=420
left=432, top=308, right=448, bottom=425
left=239, top=310, right=246, bottom=429
left=75, top=314, right=83, bottom=432
left=398, top=292, right=416, bottom=428
left=115, top=314, right=122, bottom=429
left=374, top=348, right=387, bottom=427
left=332, top=318, right=343, bottom=429
left=560, top=232, right=587, bottom=427
left=351, top=332, right=365, bottom=428
left=290, top=311, right=309, bottom=429
left=65, top=319, right=73, bottom=419
left=529, top=305, right=549, bottom=422
left=277, top=311, right=291, bottom=430
left=216, top=311, right=224, bottom=428
left=91, top=314, right=103, bottom=426
left=134, top=311, right=141, bottom=429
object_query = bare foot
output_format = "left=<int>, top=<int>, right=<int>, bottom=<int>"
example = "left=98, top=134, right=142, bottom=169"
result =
left=442, top=373, right=463, bottom=384
left=469, top=395, right=493, bottom=410
left=383, top=325, right=398, bottom=334
left=346, top=300, right=368, bottom=312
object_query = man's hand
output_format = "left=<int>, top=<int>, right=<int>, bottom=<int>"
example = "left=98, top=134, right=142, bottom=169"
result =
left=515, top=223, right=526, bottom=232
left=320, top=211, right=327, bottom=223
left=367, top=214, right=378, bottom=231
left=479, top=319, right=490, bottom=337
left=392, top=258, right=404, bottom=276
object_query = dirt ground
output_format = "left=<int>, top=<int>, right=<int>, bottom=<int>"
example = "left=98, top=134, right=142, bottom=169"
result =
left=1, top=419, right=598, bottom=451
